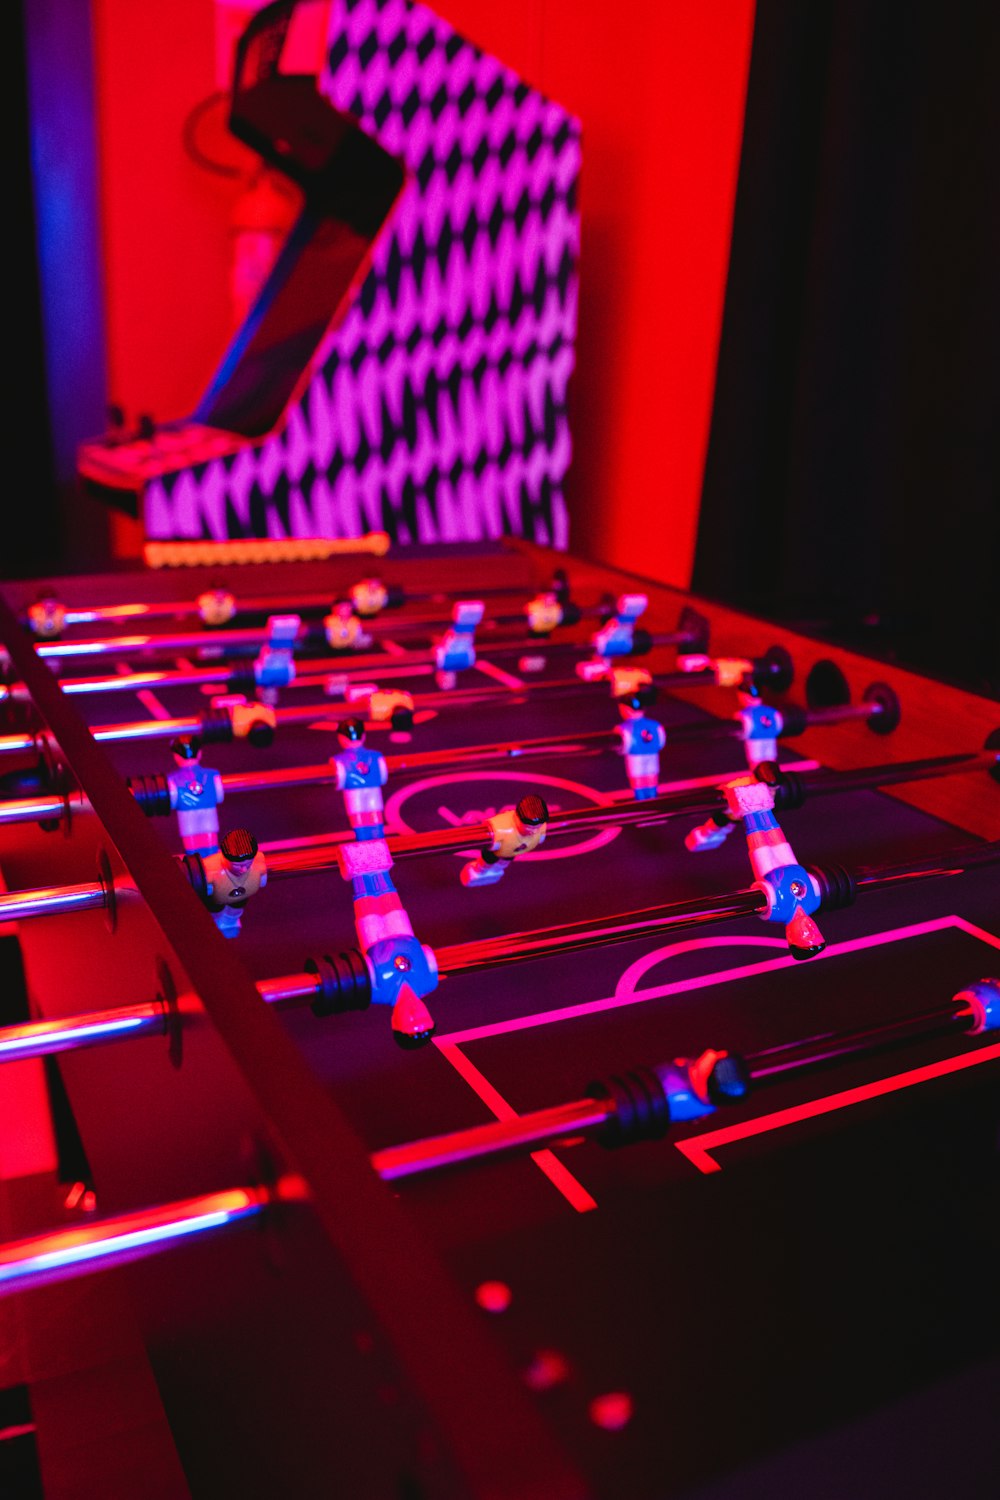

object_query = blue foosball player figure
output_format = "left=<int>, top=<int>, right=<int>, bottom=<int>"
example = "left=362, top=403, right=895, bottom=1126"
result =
left=331, top=719, right=388, bottom=839
left=737, top=691, right=781, bottom=769
left=168, top=736, right=225, bottom=854
left=253, top=614, right=301, bottom=704
left=337, top=836, right=438, bottom=1044
left=614, top=692, right=667, bottom=800
left=723, top=772, right=825, bottom=959
left=435, top=600, right=484, bottom=688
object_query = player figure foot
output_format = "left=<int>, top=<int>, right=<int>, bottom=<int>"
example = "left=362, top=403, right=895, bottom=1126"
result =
left=786, top=907, right=826, bottom=961
left=391, top=989, right=435, bottom=1048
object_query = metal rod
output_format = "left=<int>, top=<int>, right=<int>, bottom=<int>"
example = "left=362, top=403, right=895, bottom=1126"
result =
left=0, top=881, right=107, bottom=921
left=797, top=750, right=996, bottom=796
left=744, top=1004, right=972, bottom=1079
left=372, top=1098, right=610, bottom=1181
left=52, top=580, right=536, bottom=631
left=256, top=751, right=998, bottom=868
left=369, top=996, right=989, bottom=1183
left=0, top=1187, right=268, bottom=1293
left=799, top=701, right=881, bottom=727
left=853, top=839, right=1000, bottom=891
left=0, top=731, right=37, bottom=754
left=0, top=792, right=66, bottom=824
left=0, top=1002, right=166, bottom=1062
left=36, top=626, right=270, bottom=659
left=26, top=624, right=705, bottom=700
left=432, top=891, right=769, bottom=974
left=255, top=972, right=321, bottom=1007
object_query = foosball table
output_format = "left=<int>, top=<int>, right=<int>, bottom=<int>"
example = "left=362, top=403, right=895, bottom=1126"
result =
left=1, top=539, right=997, bottom=1499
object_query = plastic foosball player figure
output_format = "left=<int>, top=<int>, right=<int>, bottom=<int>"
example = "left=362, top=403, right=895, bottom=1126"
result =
left=253, top=614, right=301, bottom=703
left=343, top=684, right=415, bottom=733
left=196, top=828, right=268, bottom=939
left=331, top=719, right=388, bottom=839
left=577, top=595, right=651, bottom=679
left=615, top=692, right=667, bottom=800
left=167, top=736, right=224, bottom=854
left=337, top=836, right=437, bottom=1044
left=737, top=691, right=786, bottom=769
left=592, top=593, right=648, bottom=658
left=723, top=771, right=825, bottom=959
left=348, top=578, right=404, bottom=617
left=27, top=595, right=67, bottom=639
left=323, top=600, right=372, bottom=652
left=196, top=588, right=237, bottom=626
left=435, top=600, right=484, bottom=688
left=460, top=796, right=549, bottom=887
left=203, top=694, right=277, bottom=747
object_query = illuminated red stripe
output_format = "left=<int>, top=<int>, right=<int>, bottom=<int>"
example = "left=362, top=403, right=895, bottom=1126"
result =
left=675, top=1042, right=1000, bottom=1173
left=435, top=1042, right=597, bottom=1214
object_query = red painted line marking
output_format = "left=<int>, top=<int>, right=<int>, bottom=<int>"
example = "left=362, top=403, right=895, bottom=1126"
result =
left=378, top=637, right=406, bottom=658
left=675, top=1042, right=1000, bottom=1173
left=434, top=1042, right=597, bottom=1214
left=434, top=917, right=999, bottom=1207
left=474, top=657, right=525, bottom=690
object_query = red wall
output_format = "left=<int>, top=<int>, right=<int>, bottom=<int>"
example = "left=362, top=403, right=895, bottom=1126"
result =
left=91, top=0, right=755, bottom=588
left=92, top=0, right=258, bottom=426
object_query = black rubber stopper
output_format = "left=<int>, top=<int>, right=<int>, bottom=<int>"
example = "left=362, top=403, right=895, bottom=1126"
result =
left=385, top=583, right=406, bottom=609
left=986, top=729, right=1000, bottom=783
left=247, top=717, right=275, bottom=748
left=755, top=761, right=807, bottom=811
left=516, top=794, right=549, bottom=826
left=559, top=601, right=582, bottom=627
left=629, top=627, right=654, bottom=657
left=590, top=1067, right=671, bottom=1147
left=708, top=1054, right=751, bottom=1104
left=305, top=950, right=372, bottom=1017
left=805, top=659, right=851, bottom=708
left=550, top=567, right=571, bottom=603
left=753, top=645, right=794, bottom=693
left=807, top=862, right=858, bottom=911
left=220, top=828, right=258, bottom=863
left=227, top=670, right=258, bottom=697
left=127, top=773, right=171, bottom=817
left=390, top=705, right=415, bottom=732
left=0, top=753, right=52, bottom=799
left=777, top=703, right=809, bottom=737
left=180, top=851, right=209, bottom=901
left=863, top=682, right=901, bottom=735
left=677, top=606, right=710, bottom=655
left=199, top=711, right=236, bottom=745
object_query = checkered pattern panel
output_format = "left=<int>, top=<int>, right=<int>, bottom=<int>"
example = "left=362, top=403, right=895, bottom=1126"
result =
left=145, top=0, right=580, bottom=548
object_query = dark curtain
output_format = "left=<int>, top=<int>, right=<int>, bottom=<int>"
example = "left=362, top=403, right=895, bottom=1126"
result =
left=693, top=1, right=999, bottom=696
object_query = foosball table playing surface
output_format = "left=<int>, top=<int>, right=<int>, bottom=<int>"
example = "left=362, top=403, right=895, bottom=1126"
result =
left=1, top=541, right=997, bottom=1499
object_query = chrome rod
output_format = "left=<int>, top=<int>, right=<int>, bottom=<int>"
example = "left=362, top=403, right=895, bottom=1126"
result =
left=0, top=1187, right=268, bottom=1294
left=372, top=1098, right=610, bottom=1181
left=0, top=1003, right=166, bottom=1062
left=0, top=882, right=107, bottom=921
